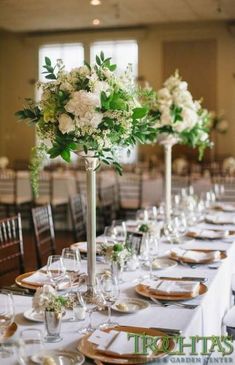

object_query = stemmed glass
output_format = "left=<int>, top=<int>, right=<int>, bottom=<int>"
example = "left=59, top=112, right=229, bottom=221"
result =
left=146, top=235, right=159, bottom=278
left=100, top=274, right=119, bottom=328
left=145, top=206, right=157, bottom=221
left=136, top=209, right=148, bottom=222
left=111, top=220, right=127, bottom=243
left=77, top=283, right=103, bottom=334
left=0, top=292, right=15, bottom=358
left=62, top=248, right=81, bottom=290
left=47, top=255, right=66, bottom=290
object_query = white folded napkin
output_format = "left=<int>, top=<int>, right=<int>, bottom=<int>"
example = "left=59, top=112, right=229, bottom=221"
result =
left=187, top=228, right=228, bottom=239
left=22, top=272, right=70, bottom=289
left=22, top=271, right=51, bottom=285
left=212, top=203, right=235, bottom=212
left=89, top=329, right=151, bottom=355
left=150, top=279, right=200, bottom=296
left=171, top=247, right=221, bottom=263
left=205, top=214, right=235, bottom=225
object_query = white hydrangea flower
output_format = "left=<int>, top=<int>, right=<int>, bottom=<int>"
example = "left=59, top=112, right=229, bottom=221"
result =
left=65, top=90, right=100, bottom=117
left=58, top=113, right=75, bottom=134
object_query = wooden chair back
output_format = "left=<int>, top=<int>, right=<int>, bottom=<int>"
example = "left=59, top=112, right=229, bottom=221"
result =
left=69, top=194, right=86, bottom=242
left=31, top=204, right=56, bottom=268
left=0, top=214, right=25, bottom=277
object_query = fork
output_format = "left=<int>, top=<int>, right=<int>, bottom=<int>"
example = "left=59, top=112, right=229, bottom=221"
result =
left=150, top=296, right=198, bottom=309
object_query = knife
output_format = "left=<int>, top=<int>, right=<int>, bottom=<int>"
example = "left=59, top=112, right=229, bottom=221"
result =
left=150, top=327, right=182, bottom=336
left=157, top=276, right=207, bottom=282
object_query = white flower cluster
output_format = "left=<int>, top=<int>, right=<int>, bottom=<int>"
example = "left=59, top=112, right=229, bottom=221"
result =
left=38, top=61, right=137, bottom=152
left=156, top=71, right=207, bottom=140
left=32, top=285, right=57, bottom=313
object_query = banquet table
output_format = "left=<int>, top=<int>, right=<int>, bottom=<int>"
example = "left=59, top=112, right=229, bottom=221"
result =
left=2, top=214, right=235, bottom=364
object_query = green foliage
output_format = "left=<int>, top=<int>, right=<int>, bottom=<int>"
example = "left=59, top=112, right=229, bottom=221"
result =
left=29, top=144, right=47, bottom=198
left=139, top=224, right=150, bottom=233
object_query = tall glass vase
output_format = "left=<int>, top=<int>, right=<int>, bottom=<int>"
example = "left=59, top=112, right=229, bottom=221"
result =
left=78, top=151, right=99, bottom=296
left=159, top=135, right=178, bottom=224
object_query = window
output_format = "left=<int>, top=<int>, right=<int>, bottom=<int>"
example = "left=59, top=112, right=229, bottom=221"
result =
left=91, top=40, right=139, bottom=163
left=39, top=43, right=84, bottom=81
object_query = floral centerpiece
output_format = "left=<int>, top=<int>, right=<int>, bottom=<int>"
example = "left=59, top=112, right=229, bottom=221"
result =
left=32, top=285, right=70, bottom=315
left=141, top=70, right=212, bottom=158
left=101, top=243, right=129, bottom=266
left=16, top=52, right=156, bottom=193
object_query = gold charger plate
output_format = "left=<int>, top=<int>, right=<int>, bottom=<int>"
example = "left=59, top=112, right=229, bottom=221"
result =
left=2, top=322, right=17, bottom=339
left=77, top=325, right=174, bottom=364
left=186, top=230, right=228, bottom=240
left=135, top=280, right=207, bottom=301
left=70, top=240, right=104, bottom=254
left=15, top=271, right=40, bottom=290
left=169, top=250, right=227, bottom=265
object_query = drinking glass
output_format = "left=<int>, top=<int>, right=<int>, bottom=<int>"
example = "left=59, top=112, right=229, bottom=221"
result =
left=0, top=292, right=15, bottom=358
left=111, top=220, right=127, bottom=243
left=163, top=222, right=178, bottom=244
left=77, top=284, right=102, bottom=334
left=100, top=275, right=119, bottom=328
left=147, top=235, right=159, bottom=278
left=62, top=248, right=81, bottom=289
left=19, top=329, right=44, bottom=364
left=103, top=226, right=116, bottom=244
left=136, top=209, right=148, bottom=222
left=47, top=255, right=66, bottom=290
left=145, top=206, right=157, bottom=221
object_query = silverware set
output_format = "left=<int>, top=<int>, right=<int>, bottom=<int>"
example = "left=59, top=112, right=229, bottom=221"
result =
left=150, top=296, right=198, bottom=309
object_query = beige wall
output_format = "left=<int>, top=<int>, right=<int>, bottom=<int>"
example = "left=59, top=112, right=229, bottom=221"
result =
left=0, top=21, right=235, bottom=164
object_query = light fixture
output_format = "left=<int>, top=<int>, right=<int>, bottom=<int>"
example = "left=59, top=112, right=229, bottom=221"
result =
left=92, top=18, right=100, bottom=26
left=90, top=0, right=101, bottom=5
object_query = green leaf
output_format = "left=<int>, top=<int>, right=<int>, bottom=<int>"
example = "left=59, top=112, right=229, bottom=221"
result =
left=45, top=74, right=57, bottom=80
left=45, top=57, right=51, bottom=66
left=132, top=107, right=148, bottom=119
left=96, top=55, right=101, bottom=66
left=100, top=51, right=104, bottom=61
left=109, top=64, right=116, bottom=71
left=83, top=145, right=88, bottom=154
left=61, top=149, right=71, bottom=162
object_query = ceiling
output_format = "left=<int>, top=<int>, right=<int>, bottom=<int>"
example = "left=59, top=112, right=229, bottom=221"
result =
left=0, top=0, right=234, bottom=33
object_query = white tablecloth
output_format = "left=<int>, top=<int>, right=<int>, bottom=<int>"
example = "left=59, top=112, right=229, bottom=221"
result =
left=2, top=218, right=235, bottom=364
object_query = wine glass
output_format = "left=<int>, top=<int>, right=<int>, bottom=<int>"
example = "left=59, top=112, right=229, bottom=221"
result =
left=62, top=248, right=81, bottom=289
left=47, top=255, right=66, bottom=290
left=0, top=292, right=15, bottom=358
left=103, top=226, right=116, bottom=244
left=145, top=206, right=157, bottom=221
left=77, top=283, right=103, bottom=334
left=147, top=235, right=159, bottom=279
left=111, top=220, right=126, bottom=243
left=100, top=274, right=119, bottom=328
left=136, top=209, right=148, bottom=222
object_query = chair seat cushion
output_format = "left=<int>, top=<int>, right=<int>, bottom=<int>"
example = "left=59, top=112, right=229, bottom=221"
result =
left=223, top=306, right=235, bottom=327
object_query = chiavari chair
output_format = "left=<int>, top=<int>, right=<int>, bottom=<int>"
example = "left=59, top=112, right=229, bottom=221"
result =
left=0, top=214, right=25, bottom=280
left=31, top=204, right=56, bottom=268
left=69, top=194, right=86, bottom=242
left=117, top=172, right=143, bottom=218
left=99, top=185, right=118, bottom=226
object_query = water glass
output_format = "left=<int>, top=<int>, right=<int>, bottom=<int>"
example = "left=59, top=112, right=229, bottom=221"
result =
left=47, top=255, right=66, bottom=289
left=62, top=248, right=81, bottom=289
left=0, top=292, right=15, bottom=358
left=100, top=274, right=119, bottom=328
left=19, top=328, right=44, bottom=363
left=111, top=220, right=127, bottom=243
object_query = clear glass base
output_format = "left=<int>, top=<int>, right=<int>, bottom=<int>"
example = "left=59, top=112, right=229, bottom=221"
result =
left=44, top=335, right=63, bottom=343
left=99, top=321, right=119, bottom=329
